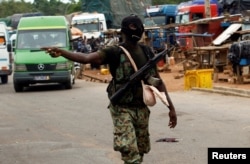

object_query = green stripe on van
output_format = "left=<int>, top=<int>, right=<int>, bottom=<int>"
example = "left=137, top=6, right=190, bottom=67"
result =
left=18, top=16, right=69, bottom=29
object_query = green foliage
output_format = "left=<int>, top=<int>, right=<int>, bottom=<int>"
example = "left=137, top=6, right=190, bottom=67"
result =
left=0, top=0, right=188, bottom=21
left=0, top=0, right=34, bottom=17
left=0, top=0, right=190, bottom=18
left=0, top=0, right=191, bottom=18
left=0, top=0, right=81, bottom=18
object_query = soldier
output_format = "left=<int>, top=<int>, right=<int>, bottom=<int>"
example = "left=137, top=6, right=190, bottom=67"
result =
left=41, top=15, right=177, bottom=164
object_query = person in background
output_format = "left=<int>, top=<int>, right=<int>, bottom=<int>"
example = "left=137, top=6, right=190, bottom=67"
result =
left=41, top=14, right=177, bottom=164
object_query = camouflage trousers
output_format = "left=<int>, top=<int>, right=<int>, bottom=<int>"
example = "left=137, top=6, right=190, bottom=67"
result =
left=108, top=104, right=151, bottom=164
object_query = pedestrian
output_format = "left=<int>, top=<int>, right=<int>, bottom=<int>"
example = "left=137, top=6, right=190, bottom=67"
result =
left=76, top=35, right=91, bottom=79
left=41, top=14, right=177, bottom=164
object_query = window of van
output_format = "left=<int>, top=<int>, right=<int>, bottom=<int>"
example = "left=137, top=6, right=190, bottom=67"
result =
left=0, top=36, right=6, bottom=45
left=17, top=29, right=67, bottom=49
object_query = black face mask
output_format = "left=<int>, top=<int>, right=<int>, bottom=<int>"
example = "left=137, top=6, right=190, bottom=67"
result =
left=121, top=15, right=144, bottom=42
left=122, top=26, right=144, bottom=42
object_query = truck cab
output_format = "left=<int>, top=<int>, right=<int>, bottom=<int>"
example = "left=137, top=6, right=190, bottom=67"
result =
left=175, top=0, right=219, bottom=33
left=71, top=13, right=107, bottom=40
left=144, top=5, right=177, bottom=51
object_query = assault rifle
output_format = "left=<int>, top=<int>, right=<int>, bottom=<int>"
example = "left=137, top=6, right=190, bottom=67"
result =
left=110, top=46, right=175, bottom=110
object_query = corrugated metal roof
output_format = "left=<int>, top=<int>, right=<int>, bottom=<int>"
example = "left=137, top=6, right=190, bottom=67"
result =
left=212, top=23, right=242, bottom=46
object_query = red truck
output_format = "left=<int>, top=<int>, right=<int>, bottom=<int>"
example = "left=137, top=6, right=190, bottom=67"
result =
left=176, top=3, right=219, bottom=33
left=175, top=0, right=241, bottom=52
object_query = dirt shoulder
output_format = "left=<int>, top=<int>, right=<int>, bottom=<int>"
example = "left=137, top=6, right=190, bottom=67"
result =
left=81, top=64, right=250, bottom=92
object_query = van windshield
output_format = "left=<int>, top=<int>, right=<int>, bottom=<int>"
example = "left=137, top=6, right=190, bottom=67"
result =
left=17, top=29, right=67, bottom=49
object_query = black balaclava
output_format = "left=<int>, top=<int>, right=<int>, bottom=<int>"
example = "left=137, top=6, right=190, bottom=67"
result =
left=121, top=14, right=144, bottom=42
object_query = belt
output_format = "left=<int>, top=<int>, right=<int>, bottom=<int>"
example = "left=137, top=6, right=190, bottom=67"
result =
left=114, top=101, right=146, bottom=108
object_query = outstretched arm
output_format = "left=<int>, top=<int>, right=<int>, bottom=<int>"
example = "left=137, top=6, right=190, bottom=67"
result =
left=41, top=47, right=103, bottom=65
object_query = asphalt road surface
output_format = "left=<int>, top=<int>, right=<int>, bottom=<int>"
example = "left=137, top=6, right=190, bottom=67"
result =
left=0, top=77, right=250, bottom=164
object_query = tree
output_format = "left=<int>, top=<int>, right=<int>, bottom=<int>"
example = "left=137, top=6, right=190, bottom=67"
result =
left=0, top=1, right=35, bottom=17
left=0, top=0, right=77, bottom=18
left=0, top=0, right=188, bottom=19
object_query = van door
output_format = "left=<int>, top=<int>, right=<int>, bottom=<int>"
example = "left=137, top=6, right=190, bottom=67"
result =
left=0, top=31, right=12, bottom=84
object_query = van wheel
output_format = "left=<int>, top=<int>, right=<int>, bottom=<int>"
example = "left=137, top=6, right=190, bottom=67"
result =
left=1, top=75, right=8, bottom=84
left=64, top=79, right=72, bottom=89
left=14, top=82, right=23, bottom=92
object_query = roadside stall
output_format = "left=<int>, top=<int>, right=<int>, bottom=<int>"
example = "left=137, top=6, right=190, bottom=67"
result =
left=193, top=44, right=231, bottom=82
left=228, top=35, right=250, bottom=84
left=175, top=32, right=214, bottom=70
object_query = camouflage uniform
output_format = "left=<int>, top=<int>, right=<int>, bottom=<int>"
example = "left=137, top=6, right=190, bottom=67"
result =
left=99, top=44, right=156, bottom=163
left=109, top=104, right=150, bottom=163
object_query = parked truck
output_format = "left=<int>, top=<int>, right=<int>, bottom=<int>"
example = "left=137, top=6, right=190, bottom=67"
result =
left=176, top=0, right=219, bottom=33
left=174, top=0, right=221, bottom=53
left=144, top=4, right=178, bottom=51
left=175, top=0, right=241, bottom=52
left=71, top=13, right=107, bottom=40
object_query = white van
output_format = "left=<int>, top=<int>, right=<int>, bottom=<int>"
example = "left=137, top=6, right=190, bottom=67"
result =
left=0, top=22, right=12, bottom=84
left=71, top=13, right=107, bottom=39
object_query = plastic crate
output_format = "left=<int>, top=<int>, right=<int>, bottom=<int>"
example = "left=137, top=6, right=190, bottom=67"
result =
left=100, top=68, right=110, bottom=75
left=184, top=69, right=213, bottom=90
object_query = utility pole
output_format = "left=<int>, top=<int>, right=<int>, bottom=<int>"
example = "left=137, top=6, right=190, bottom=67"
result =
left=205, top=0, right=211, bottom=18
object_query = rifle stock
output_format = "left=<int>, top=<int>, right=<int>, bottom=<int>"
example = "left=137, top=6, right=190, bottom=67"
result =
left=110, top=46, right=175, bottom=107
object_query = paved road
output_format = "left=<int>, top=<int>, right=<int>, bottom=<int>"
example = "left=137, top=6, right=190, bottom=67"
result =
left=0, top=78, right=250, bottom=164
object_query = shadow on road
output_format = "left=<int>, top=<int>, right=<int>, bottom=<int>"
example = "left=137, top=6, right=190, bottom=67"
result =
left=23, top=84, right=66, bottom=92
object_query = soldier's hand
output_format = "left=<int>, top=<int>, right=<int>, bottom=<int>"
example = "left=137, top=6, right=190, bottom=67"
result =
left=41, top=47, right=61, bottom=57
left=168, top=110, right=177, bottom=128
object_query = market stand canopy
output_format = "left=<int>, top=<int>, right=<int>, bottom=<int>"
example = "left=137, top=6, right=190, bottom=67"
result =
left=71, top=26, right=83, bottom=36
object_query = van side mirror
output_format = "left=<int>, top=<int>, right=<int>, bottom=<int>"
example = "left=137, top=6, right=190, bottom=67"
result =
left=11, top=39, right=16, bottom=52
left=7, top=43, right=12, bottom=52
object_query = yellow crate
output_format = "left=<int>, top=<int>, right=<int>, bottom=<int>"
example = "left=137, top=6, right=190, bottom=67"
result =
left=100, top=68, right=110, bottom=75
left=184, top=69, right=213, bottom=90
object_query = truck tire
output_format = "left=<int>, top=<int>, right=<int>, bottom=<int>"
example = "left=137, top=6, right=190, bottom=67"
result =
left=14, top=82, right=24, bottom=92
left=1, top=75, right=8, bottom=84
